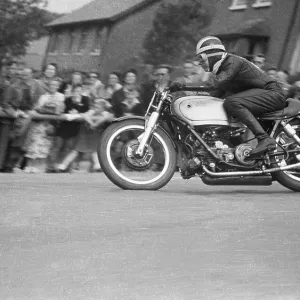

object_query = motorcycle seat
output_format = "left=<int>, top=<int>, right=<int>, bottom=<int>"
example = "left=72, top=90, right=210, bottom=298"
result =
left=259, top=98, right=300, bottom=120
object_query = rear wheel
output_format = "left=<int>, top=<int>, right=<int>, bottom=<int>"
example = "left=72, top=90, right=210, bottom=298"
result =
left=98, top=119, right=177, bottom=190
left=272, top=120, right=300, bottom=191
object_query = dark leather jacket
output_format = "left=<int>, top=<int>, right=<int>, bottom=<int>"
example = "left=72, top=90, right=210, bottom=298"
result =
left=212, top=53, right=284, bottom=98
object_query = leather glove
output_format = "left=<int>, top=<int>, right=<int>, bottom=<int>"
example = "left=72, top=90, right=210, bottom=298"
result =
left=168, top=80, right=186, bottom=93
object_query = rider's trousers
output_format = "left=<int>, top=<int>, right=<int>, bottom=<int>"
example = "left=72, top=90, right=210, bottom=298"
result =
left=223, top=83, right=285, bottom=139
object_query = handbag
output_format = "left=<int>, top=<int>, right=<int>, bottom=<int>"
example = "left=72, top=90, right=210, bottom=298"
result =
left=37, top=102, right=57, bottom=115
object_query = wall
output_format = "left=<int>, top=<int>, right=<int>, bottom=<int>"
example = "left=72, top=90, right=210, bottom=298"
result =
left=279, top=1, right=300, bottom=73
left=23, top=37, right=49, bottom=71
left=207, top=0, right=272, bottom=37
left=44, top=25, right=106, bottom=73
left=265, top=0, right=297, bottom=68
left=101, top=1, right=161, bottom=76
left=206, top=0, right=297, bottom=69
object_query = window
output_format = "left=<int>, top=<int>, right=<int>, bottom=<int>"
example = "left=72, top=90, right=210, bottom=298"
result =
left=77, top=28, right=89, bottom=52
left=65, top=30, right=76, bottom=53
left=48, top=34, right=57, bottom=53
left=222, top=38, right=250, bottom=56
left=229, top=0, right=247, bottom=10
left=252, top=0, right=272, bottom=8
left=290, top=35, right=300, bottom=75
left=91, top=27, right=106, bottom=55
left=49, top=32, right=63, bottom=53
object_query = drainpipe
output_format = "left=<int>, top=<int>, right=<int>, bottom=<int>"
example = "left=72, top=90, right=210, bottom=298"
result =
left=42, top=28, right=53, bottom=70
left=99, top=22, right=113, bottom=78
left=278, top=0, right=300, bottom=69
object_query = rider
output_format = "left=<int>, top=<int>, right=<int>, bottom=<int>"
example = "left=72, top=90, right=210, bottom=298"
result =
left=169, top=36, right=286, bottom=157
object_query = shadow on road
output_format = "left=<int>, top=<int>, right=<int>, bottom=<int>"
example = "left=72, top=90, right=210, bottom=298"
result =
left=158, top=188, right=293, bottom=196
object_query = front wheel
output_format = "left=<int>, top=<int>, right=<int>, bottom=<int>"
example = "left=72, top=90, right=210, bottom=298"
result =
left=272, top=119, right=300, bottom=191
left=98, top=119, right=177, bottom=190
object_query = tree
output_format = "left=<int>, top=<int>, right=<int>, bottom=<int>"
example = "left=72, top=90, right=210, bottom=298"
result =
left=0, top=0, right=60, bottom=63
left=142, top=0, right=213, bottom=66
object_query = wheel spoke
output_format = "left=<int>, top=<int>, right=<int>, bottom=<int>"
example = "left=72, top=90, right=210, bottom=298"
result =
left=106, top=125, right=170, bottom=184
left=275, top=124, right=300, bottom=182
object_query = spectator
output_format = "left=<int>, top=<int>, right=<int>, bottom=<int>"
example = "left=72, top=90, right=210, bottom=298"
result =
left=286, top=81, right=300, bottom=100
left=252, top=54, right=266, bottom=70
left=0, top=63, right=10, bottom=107
left=82, top=76, right=92, bottom=99
left=293, top=84, right=300, bottom=101
left=58, top=98, right=113, bottom=173
left=2, top=68, right=37, bottom=172
left=22, top=67, right=44, bottom=105
left=38, top=63, right=59, bottom=94
left=183, top=60, right=195, bottom=81
left=11, top=67, right=44, bottom=171
left=277, top=70, right=291, bottom=92
left=110, top=69, right=143, bottom=118
left=154, top=64, right=172, bottom=91
left=174, top=60, right=212, bottom=97
left=140, top=64, right=172, bottom=113
left=50, top=84, right=90, bottom=172
left=63, top=71, right=84, bottom=98
left=101, top=71, right=123, bottom=100
left=23, top=78, right=65, bottom=173
left=6, top=60, right=22, bottom=85
left=88, top=71, right=104, bottom=100
left=266, top=66, right=277, bottom=80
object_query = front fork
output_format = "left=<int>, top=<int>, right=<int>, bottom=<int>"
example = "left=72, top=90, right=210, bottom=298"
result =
left=281, top=120, right=300, bottom=145
left=135, top=112, right=160, bottom=157
left=270, top=119, right=300, bottom=146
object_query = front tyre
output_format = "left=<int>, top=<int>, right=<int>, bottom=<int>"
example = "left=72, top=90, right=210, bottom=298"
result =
left=98, top=119, right=177, bottom=190
left=273, top=119, right=300, bottom=191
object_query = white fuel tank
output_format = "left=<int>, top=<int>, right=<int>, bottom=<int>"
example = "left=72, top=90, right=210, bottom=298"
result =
left=171, top=95, right=245, bottom=127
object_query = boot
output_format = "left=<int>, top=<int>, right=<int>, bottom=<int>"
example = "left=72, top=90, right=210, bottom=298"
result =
left=250, top=136, right=276, bottom=157
left=226, top=105, right=275, bottom=156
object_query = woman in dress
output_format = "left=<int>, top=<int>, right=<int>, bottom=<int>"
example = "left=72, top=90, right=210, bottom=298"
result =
left=56, top=84, right=90, bottom=172
left=23, top=78, right=65, bottom=173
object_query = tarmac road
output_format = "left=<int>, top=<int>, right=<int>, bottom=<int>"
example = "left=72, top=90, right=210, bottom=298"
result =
left=0, top=173, right=300, bottom=300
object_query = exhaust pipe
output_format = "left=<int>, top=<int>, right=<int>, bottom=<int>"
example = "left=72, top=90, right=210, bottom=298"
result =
left=201, top=174, right=272, bottom=186
left=202, top=161, right=300, bottom=177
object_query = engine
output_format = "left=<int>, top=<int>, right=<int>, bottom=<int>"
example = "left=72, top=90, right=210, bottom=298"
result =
left=185, top=125, right=256, bottom=168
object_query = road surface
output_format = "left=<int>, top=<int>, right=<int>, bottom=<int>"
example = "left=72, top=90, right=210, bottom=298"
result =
left=0, top=173, right=299, bottom=299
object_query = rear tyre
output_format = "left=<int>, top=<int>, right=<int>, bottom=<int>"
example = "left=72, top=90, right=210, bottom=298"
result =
left=272, top=119, right=300, bottom=191
left=98, top=119, right=177, bottom=190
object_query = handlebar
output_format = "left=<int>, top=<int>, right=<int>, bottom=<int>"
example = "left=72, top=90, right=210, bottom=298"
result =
left=182, top=85, right=213, bottom=92
left=164, top=85, right=213, bottom=93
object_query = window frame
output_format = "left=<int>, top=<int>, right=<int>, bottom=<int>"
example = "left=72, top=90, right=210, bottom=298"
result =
left=77, top=27, right=89, bottom=53
left=229, top=0, right=248, bottom=11
left=64, top=30, right=76, bottom=54
left=252, top=0, right=272, bottom=8
left=90, top=27, right=104, bottom=56
left=48, top=33, right=58, bottom=54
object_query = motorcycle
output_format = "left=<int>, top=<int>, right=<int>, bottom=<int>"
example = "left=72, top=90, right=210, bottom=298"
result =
left=98, top=86, right=300, bottom=191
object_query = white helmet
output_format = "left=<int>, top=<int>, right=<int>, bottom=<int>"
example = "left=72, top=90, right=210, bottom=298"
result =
left=196, top=36, right=225, bottom=57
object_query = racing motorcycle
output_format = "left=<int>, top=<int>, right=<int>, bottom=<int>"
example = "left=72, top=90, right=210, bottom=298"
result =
left=98, top=86, right=300, bottom=191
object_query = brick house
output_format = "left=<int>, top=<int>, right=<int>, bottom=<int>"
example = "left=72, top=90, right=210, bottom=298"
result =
left=44, top=0, right=162, bottom=77
left=23, top=37, right=49, bottom=71
left=44, top=0, right=300, bottom=78
left=207, top=0, right=300, bottom=73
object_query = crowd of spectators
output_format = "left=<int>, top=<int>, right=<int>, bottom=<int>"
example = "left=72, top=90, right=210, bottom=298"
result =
left=0, top=53, right=300, bottom=174
left=0, top=59, right=208, bottom=173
